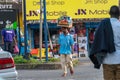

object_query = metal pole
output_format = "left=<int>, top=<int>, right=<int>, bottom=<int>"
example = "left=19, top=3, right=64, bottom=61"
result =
left=23, top=0, right=29, bottom=59
left=43, top=0, right=48, bottom=62
left=46, top=23, right=53, bottom=52
left=17, top=9, right=21, bottom=55
left=39, top=0, right=43, bottom=61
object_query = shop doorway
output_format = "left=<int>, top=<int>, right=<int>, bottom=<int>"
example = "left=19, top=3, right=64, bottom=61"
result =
left=33, top=28, right=60, bottom=49
left=33, top=30, right=39, bottom=48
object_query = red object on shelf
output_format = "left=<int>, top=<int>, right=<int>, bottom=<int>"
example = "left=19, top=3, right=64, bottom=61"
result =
left=30, top=49, right=38, bottom=55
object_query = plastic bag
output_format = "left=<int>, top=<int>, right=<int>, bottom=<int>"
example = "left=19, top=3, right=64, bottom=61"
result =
left=14, top=45, right=19, bottom=53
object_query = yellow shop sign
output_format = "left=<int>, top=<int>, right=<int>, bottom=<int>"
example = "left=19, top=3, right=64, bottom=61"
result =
left=26, top=0, right=119, bottom=20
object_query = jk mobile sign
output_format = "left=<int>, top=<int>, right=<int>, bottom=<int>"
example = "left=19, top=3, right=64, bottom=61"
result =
left=26, top=0, right=118, bottom=20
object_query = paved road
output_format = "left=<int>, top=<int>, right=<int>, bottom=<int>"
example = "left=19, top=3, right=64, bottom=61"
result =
left=17, top=58, right=104, bottom=80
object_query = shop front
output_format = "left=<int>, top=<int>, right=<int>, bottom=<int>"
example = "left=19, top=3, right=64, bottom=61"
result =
left=24, top=22, right=61, bottom=57
left=72, top=21, right=100, bottom=58
left=26, top=21, right=100, bottom=58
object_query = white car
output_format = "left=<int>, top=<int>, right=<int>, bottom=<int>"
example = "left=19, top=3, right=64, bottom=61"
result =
left=0, top=47, right=18, bottom=80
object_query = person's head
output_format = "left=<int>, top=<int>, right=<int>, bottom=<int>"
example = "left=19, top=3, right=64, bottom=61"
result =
left=61, top=26, right=70, bottom=34
left=109, top=5, right=120, bottom=19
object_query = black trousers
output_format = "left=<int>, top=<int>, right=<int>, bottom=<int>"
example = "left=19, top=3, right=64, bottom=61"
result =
left=4, top=41, right=14, bottom=53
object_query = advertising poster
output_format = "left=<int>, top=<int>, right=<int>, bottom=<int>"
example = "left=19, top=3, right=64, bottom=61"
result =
left=73, top=34, right=78, bottom=56
left=78, top=37, right=88, bottom=58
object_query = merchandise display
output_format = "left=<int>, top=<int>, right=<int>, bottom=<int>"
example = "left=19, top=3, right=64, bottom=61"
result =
left=57, top=15, right=73, bottom=28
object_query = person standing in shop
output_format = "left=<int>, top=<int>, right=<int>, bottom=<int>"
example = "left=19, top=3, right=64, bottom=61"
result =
left=58, top=26, right=74, bottom=77
left=89, top=5, right=120, bottom=80
left=1, top=23, right=17, bottom=53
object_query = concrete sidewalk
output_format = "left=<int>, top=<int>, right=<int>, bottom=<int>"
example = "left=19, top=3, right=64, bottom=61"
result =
left=77, top=57, right=104, bottom=80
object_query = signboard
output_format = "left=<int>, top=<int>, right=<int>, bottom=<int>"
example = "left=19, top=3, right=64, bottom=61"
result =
left=0, top=9, right=17, bottom=28
left=26, top=0, right=119, bottom=20
left=0, top=9, right=17, bottom=43
left=0, top=4, right=13, bottom=9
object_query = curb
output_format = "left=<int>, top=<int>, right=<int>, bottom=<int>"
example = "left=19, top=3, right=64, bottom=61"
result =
left=15, top=63, right=62, bottom=70
left=15, top=58, right=79, bottom=70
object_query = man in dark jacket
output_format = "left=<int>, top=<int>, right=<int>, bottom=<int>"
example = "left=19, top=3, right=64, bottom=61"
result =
left=89, top=5, right=120, bottom=80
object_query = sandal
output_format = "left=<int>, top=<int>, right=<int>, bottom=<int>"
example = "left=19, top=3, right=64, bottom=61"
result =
left=70, top=69, right=74, bottom=75
left=61, top=73, right=67, bottom=77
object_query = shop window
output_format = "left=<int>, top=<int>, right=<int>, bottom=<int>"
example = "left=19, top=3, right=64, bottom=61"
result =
left=33, top=28, right=60, bottom=49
